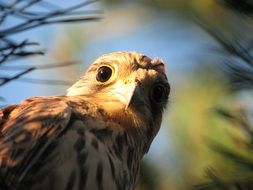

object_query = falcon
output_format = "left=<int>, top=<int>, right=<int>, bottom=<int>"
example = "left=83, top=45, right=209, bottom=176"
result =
left=0, top=52, right=170, bottom=190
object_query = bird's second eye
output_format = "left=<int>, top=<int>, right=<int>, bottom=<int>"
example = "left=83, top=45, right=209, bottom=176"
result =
left=151, top=84, right=167, bottom=103
left=96, top=66, right=113, bottom=83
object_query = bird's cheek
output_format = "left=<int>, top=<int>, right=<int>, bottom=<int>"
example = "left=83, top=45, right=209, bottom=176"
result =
left=101, top=101, right=126, bottom=113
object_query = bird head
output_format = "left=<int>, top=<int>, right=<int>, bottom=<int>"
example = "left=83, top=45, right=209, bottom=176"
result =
left=67, top=52, right=170, bottom=152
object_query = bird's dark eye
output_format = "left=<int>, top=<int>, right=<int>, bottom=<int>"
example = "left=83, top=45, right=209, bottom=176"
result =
left=151, top=84, right=167, bottom=103
left=96, top=66, right=112, bottom=83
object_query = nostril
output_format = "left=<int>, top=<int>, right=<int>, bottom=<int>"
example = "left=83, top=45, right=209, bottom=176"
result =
left=124, top=79, right=135, bottom=84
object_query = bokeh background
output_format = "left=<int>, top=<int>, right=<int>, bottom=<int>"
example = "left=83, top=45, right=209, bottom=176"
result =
left=1, top=0, right=253, bottom=189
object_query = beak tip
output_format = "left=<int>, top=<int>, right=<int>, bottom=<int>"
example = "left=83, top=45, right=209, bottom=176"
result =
left=124, top=103, right=130, bottom=110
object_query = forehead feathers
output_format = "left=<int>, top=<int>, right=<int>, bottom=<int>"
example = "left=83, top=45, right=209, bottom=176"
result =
left=67, top=51, right=168, bottom=96
left=87, top=51, right=166, bottom=77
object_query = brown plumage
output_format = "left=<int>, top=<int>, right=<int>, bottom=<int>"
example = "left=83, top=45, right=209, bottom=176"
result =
left=0, top=52, right=170, bottom=190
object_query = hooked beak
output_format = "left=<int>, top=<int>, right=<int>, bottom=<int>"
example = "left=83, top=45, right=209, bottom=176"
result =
left=113, top=81, right=141, bottom=110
